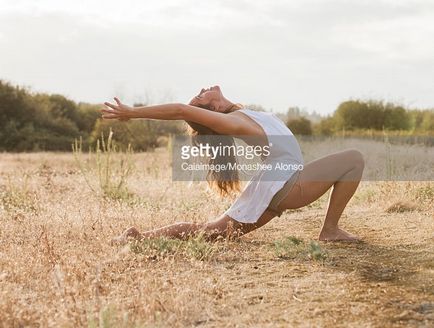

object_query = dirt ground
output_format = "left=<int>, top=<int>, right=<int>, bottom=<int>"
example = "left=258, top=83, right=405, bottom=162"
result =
left=0, top=151, right=433, bottom=327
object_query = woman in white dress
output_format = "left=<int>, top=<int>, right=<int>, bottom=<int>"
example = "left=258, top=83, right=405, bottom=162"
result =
left=102, top=86, right=364, bottom=242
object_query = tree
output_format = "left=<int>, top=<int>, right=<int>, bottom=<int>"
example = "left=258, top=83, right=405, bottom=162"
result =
left=384, top=104, right=409, bottom=130
left=0, top=80, right=95, bottom=151
left=314, top=116, right=335, bottom=136
left=286, top=117, right=313, bottom=135
left=334, top=100, right=411, bottom=131
left=91, top=118, right=183, bottom=151
left=421, top=110, right=434, bottom=132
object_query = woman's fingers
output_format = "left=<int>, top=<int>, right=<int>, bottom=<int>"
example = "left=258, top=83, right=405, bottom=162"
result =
left=104, top=102, right=119, bottom=110
left=100, top=98, right=130, bottom=121
left=102, top=112, right=120, bottom=119
left=114, top=97, right=122, bottom=106
left=101, top=108, right=130, bottom=121
left=100, top=108, right=118, bottom=118
left=100, top=109, right=117, bottom=116
left=101, top=108, right=119, bottom=115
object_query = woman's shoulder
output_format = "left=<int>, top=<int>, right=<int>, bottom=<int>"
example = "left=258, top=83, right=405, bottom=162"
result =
left=238, top=107, right=271, bottom=115
left=238, top=108, right=293, bottom=134
left=237, top=108, right=276, bottom=121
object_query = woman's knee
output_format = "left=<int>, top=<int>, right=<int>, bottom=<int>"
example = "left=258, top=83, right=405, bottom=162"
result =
left=343, top=149, right=365, bottom=170
left=203, top=219, right=231, bottom=238
left=204, top=218, right=250, bottom=238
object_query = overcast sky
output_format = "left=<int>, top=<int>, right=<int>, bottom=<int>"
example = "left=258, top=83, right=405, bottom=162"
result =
left=1, top=0, right=433, bottom=114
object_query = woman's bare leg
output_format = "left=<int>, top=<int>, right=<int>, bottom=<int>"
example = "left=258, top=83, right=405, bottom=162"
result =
left=111, top=223, right=205, bottom=245
left=277, top=149, right=365, bottom=241
left=112, top=149, right=364, bottom=244
left=111, top=210, right=277, bottom=245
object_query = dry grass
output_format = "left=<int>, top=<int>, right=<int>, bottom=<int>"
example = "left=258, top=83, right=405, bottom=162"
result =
left=0, top=149, right=433, bottom=327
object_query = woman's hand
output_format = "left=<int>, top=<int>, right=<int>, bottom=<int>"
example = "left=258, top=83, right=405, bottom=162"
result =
left=101, top=97, right=135, bottom=121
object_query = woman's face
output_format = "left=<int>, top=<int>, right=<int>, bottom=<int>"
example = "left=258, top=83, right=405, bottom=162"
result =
left=189, top=85, right=224, bottom=111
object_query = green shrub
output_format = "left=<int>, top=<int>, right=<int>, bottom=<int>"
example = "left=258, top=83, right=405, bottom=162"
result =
left=287, top=117, right=313, bottom=135
left=273, top=236, right=327, bottom=261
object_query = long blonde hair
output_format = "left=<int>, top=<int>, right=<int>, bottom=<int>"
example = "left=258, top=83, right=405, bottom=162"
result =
left=185, top=103, right=243, bottom=197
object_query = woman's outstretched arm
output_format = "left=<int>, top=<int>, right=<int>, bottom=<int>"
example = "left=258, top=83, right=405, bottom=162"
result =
left=100, top=97, right=257, bottom=135
left=101, top=98, right=184, bottom=121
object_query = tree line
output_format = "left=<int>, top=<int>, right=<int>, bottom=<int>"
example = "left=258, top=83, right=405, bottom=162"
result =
left=1, top=80, right=433, bottom=152
left=0, top=80, right=183, bottom=151
left=287, top=100, right=434, bottom=136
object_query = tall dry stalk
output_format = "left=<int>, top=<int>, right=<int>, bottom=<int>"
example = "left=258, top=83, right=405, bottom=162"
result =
left=72, top=129, right=134, bottom=200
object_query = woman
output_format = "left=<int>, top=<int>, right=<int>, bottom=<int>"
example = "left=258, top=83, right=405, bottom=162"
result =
left=102, top=85, right=364, bottom=244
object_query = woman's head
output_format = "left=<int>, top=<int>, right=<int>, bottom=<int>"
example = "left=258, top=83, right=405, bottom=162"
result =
left=186, top=85, right=243, bottom=134
left=189, top=85, right=239, bottom=113
left=186, top=85, right=242, bottom=197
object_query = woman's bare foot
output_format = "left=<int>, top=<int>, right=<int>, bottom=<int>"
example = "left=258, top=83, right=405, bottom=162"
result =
left=110, top=226, right=142, bottom=246
left=318, top=227, right=360, bottom=242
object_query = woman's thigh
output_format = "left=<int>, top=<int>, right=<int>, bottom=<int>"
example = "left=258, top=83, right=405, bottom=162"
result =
left=277, top=149, right=362, bottom=210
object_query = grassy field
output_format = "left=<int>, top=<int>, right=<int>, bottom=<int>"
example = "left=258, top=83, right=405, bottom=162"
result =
left=0, top=146, right=433, bottom=327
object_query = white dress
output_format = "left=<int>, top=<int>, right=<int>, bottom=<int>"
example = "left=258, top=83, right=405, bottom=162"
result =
left=224, top=108, right=304, bottom=223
